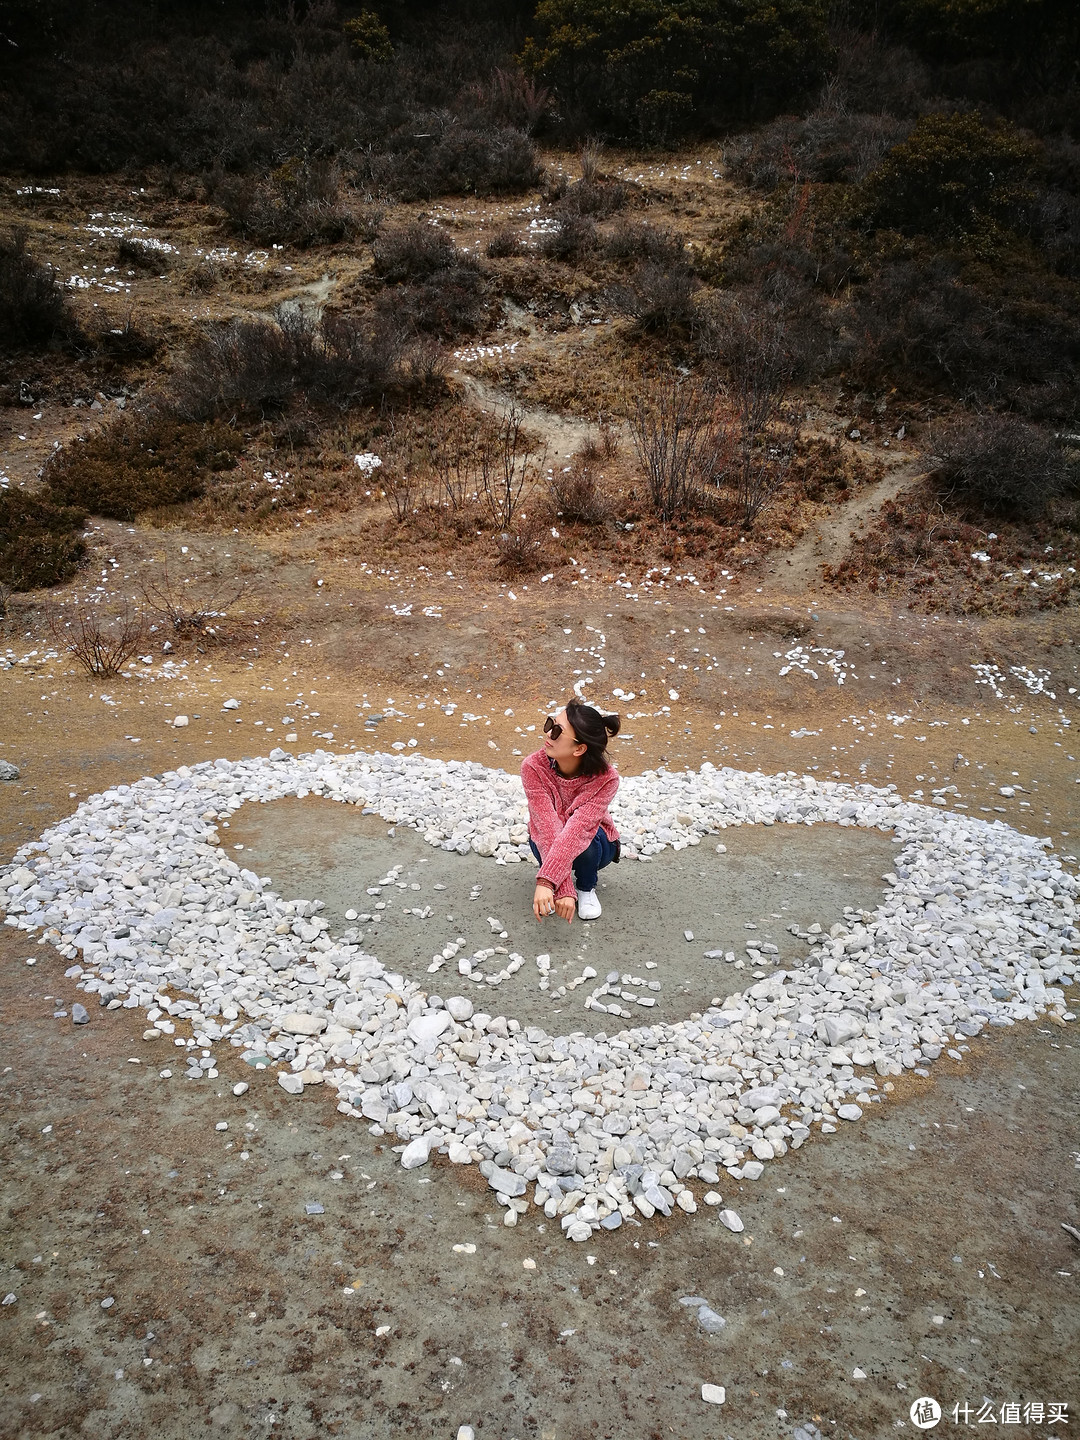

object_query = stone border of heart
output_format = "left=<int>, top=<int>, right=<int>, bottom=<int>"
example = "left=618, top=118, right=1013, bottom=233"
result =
left=3, top=747, right=1077, bottom=1240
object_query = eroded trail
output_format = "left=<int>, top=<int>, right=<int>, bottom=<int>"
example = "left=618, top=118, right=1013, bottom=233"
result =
left=764, top=453, right=930, bottom=593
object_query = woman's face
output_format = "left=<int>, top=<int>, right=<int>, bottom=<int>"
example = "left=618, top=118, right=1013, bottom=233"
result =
left=544, top=706, right=587, bottom=770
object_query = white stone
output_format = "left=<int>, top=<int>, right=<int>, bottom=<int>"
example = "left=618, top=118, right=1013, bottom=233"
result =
left=719, top=1209, right=744, bottom=1233
left=281, top=1013, right=326, bottom=1036
left=701, top=1384, right=726, bottom=1405
left=278, top=1072, right=304, bottom=1094
left=401, top=1136, right=432, bottom=1169
left=407, top=1011, right=451, bottom=1045
left=171, top=715, right=189, bottom=728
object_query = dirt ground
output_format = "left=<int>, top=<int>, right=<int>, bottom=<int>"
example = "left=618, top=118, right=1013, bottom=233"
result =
left=3, top=160, right=1080, bottom=1438
left=2, top=892, right=1078, bottom=1440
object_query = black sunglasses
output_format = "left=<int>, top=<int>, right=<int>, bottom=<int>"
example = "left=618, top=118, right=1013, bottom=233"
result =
left=544, top=715, right=564, bottom=740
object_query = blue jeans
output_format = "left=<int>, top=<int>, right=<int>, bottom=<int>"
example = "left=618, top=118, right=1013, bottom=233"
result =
left=530, top=826, right=616, bottom=893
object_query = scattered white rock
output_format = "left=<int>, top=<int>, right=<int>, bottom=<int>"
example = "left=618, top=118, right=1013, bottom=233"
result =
left=171, top=715, right=189, bottom=728
left=701, top=1384, right=726, bottom=1405
left=719, top=1210, right=744, bottom=1233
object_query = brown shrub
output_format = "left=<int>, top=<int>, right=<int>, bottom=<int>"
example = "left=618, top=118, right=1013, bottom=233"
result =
left=495, top=507, right=555, bottom=574
left=933, top=412, right=1073, bottom=519
left=43, top=417, right=243, bottom=521
left=0, top=228, right=77, bottom=351
left=547, top=440, right=613, bottom=524
left=211, top=160, right=360, bottom=248
left=0, top=489, right=87, bottom=591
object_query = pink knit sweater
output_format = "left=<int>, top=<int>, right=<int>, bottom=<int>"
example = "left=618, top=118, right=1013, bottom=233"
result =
left=521, top=748, right=620, bottom=899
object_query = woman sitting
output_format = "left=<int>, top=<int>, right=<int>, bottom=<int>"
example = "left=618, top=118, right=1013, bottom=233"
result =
left=521, top=699, right=621, bottom=924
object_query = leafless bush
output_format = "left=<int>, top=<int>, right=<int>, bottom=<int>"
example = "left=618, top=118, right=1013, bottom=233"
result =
left=547, top=439, right=612, bottom=524
left=933, top=413, right=1073, bottom=519
left=724, top=109, right=910, bottom=190
left=628, top=375, right=717, bottom=523
left=495, top=509, right=554, bottom=574
left=479, top=402, right=546, bottom=529
left=558, top=177, right=628, bottom=218
left=373, top=224, right=463, bottom=282
left=164, top=310, right=422, bottom=422
left=47, top=604, right=146, bottom=678
left=1, top=227, right=76, bottom=350
left=139, top=560, right=246, bottom=637
left=0, top=582, right=10, bottom=620
left=701, top=296, right=804, bottom=526
left=117, top=235, right=174, bottom=271
left=711, top=404, right=802, bottom=528
left=212, top=160, right=360, bottom=248
left=486, top=227, right=519, bottom=258
left=602, top=221, right=686, bottom=266
left=540, top=212, right=597, bottom=261
left=609, top=262, right=700, bottom=335
left=469, top=67, right=552, bottom=134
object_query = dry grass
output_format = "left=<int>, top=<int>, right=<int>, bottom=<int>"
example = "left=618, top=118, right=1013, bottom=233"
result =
left=824, top=481, right=1080, bottom=615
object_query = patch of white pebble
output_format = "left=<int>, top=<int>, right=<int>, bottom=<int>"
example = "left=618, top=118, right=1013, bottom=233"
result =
left=2, top=749, right=1077, bottom=1240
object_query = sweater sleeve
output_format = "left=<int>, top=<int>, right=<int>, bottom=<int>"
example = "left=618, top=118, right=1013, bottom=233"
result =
left=521, top=753, right=561, bottom=873
left=534, top=769, right=620, bottom=897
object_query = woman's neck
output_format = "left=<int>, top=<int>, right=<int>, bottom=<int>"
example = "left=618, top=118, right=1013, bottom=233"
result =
left=553, top=755, right=582, bottom=778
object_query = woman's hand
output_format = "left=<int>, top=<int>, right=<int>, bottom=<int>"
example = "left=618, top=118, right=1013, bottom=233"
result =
left=533, top=883, right=556, bottom=922
left=534, top=883, right=574, bottom=923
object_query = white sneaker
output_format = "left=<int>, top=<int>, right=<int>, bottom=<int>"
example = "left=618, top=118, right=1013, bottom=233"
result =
left=576, top=889, right=602, bottom=920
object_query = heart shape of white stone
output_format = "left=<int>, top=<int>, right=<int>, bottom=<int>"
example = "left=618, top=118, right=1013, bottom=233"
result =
left=2, top=748, right=1077, bottom=1240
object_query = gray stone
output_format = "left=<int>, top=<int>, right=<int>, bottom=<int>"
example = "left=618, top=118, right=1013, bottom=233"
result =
left=819, top=1013, right=863, bottom=1046
left=71, top=1003, right=89, bottom=1025
left=0, top=760, right=20, bottom=781
left=546, top=1147, right=578, bottom=1176
left=697, top=1305, right=727, bottom=1334
left=486, top=1165, right=527, bottom=1198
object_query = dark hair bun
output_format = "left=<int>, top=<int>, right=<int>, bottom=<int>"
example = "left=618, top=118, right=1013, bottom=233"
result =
left=564, top=699, right=621, bottom=775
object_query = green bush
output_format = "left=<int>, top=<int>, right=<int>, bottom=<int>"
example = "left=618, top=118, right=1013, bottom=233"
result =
left=0, top=489, right=86, bottom=591
left=856, top=111, right=1043, bottom=246
left=43, top=418, right=243, bottom=521
left=881, top=0, right=1079, bottom=66
left=343, top=10, right=393, bottom=62
left=521, top=0, right=832, bottom=140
